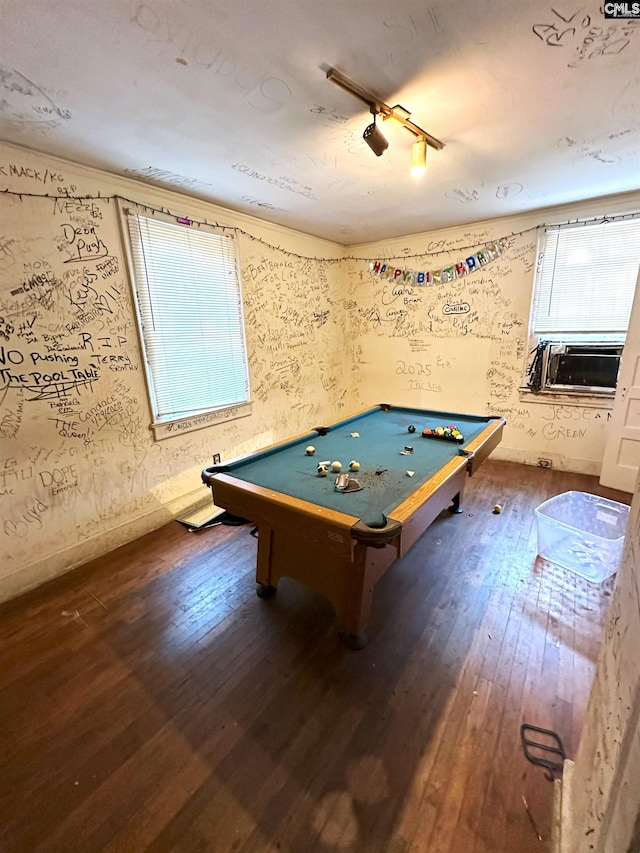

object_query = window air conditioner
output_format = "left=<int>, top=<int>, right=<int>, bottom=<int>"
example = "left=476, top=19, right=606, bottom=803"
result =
left=544, top=343, right=623, bottom=393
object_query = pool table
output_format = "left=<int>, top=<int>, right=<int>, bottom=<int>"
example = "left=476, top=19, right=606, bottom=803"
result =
left=201, top=404, right=505, bottom=648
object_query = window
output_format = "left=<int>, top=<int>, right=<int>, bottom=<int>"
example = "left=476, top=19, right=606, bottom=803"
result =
left=123, top=207, right=250, bottom=437
left=526, top=216, right=640, bottom=394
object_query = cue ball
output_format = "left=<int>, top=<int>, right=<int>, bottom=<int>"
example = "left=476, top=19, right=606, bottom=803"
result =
left=349, top=460, right=360, bottom=471
left=408, top=425, right=416, bottom=433
left=331, top=461, right=342, bottom=472
left=306, top=445, right=316, bottom=456
left=493, top=504, right=503, bottom=514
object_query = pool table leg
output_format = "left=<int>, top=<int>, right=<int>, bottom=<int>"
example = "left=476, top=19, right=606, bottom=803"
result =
left=337, top=542, right=396, bottom=650
left=342, top=631, right=368, bottom=650
left=252, top=521, right=395, bottom=650
left=448, top=490, right=464, bottom=514
left=255, top=525, right=279, bottom=596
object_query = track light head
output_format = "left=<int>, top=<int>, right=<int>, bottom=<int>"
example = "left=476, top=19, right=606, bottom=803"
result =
left=363, top=116, right=389, bottom=157
left=411, top=137, right=427, bottom=177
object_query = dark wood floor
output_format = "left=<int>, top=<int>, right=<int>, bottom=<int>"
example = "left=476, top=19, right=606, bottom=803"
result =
left=0, top=460, right=630, bottom=853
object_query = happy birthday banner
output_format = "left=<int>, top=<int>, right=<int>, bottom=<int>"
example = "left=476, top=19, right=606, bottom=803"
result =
left=368, top=238, right=508, bottom=285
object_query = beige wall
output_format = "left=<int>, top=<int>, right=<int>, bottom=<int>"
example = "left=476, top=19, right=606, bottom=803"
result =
left=345, top=191, right=640, bottom=473
left=1, top=139, right=639, bottom=605
left=0, top=142, right=348, bottom=602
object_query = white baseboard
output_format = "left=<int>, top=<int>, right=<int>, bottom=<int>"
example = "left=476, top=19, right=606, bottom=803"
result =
left=552, top=759, right=575, bottom=853
left=491, top=447, right=602, bottom=477
left=0, top=487, right=211, bottom=605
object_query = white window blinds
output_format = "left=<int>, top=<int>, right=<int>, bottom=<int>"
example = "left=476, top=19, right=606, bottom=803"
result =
left=126, top=211, right=249, bottom=423
left=531, top=217, right=640, bottom=337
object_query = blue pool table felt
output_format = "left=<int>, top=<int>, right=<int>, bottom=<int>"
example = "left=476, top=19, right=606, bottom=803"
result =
left=221, top=407, right=494, bottom=527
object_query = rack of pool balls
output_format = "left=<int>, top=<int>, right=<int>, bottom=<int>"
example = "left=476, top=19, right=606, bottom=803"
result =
left=409, top=424, right=464, bottom=443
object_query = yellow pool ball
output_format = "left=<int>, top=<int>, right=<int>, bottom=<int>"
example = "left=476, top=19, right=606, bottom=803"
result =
left=349, top=460, right=360, bottom=471
left=331, top=461, right=342, bottom=472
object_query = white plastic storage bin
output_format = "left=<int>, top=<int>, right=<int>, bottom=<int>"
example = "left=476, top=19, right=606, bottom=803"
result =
left=534, top=491, right=629, bottom=582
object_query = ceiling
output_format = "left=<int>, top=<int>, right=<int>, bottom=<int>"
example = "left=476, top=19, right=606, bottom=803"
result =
left=1, top=1, right=638, bottom=244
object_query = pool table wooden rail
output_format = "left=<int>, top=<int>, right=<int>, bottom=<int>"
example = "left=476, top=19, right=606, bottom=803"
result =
left=460, top=415, right=506, bottom=474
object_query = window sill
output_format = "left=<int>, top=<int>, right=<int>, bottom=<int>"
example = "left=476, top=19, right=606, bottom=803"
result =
left=518, top=388, right=614, bottom=409
left=151, top=402, right=253, bottom=440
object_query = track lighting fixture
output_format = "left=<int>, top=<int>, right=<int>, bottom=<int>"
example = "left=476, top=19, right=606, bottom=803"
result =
left=326, top=67, right=444, bottom=175
left=362, top=112, right=389, bottom=157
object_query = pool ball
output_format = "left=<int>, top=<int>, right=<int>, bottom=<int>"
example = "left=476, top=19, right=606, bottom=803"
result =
left=349, top=460, right=360, bottom=471
left=422, top=428, right=432, bottom=436
left=317, top=464, right=328, bottom=477
left=331, top=460, right=342, bottom=472
left=306, top=445, right=316, bottom=456
left=408, top=425, right=416, bottom=433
